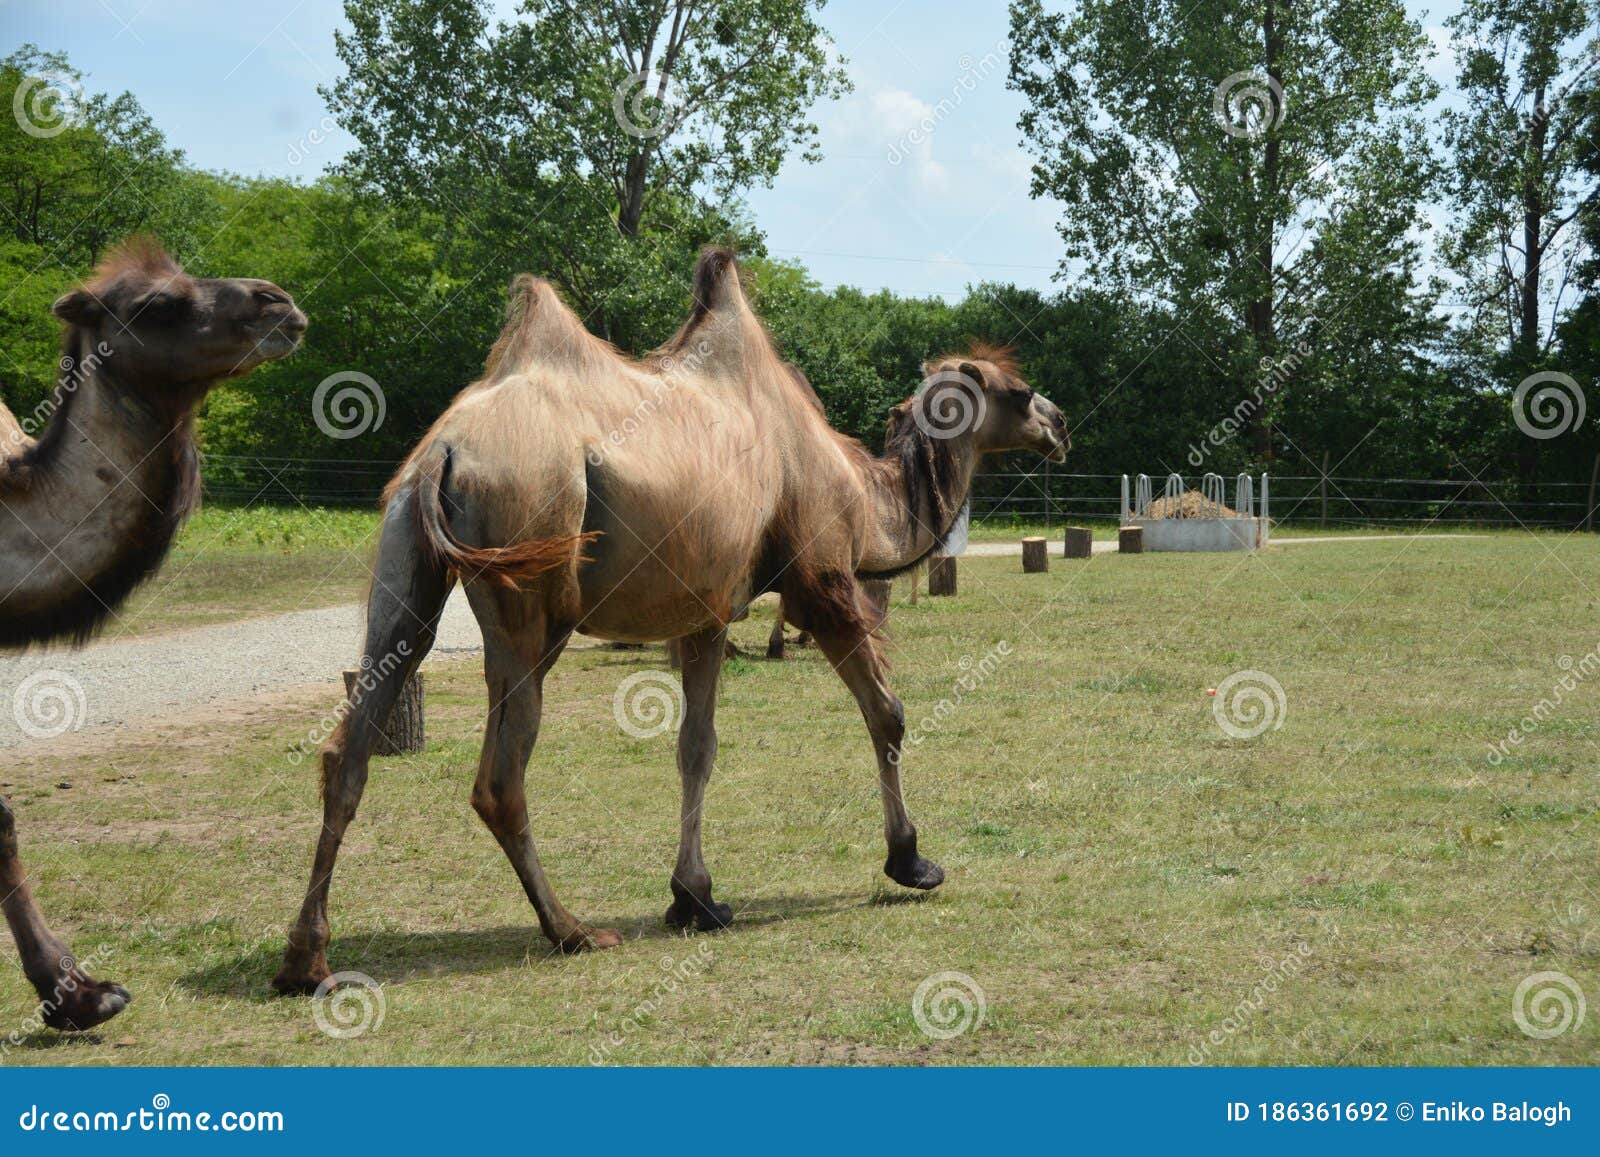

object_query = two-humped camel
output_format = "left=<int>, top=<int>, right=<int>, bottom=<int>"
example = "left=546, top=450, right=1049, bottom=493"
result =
left=274, top=248, right=1066, bottom=993
left=1, top=240, right=305, bottom=1028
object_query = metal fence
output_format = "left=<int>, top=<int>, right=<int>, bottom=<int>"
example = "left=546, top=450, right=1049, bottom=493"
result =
left=196, top=455, right=1600, bottom=531
left=966, top=467, right=1599, bottom=531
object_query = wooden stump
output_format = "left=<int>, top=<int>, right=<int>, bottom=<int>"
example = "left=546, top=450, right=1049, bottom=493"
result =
left=1118, top=525, right=1144, bottom=554
left=1062, top=526, right=1092, bottom=559
left=1022, top=537, right=1048, bottom=573
left=344, top=670, right=424, bottom=756
left=928, top=555, right=958, bottom=597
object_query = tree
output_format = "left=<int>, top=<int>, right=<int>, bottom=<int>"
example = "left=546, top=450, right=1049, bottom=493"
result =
left=1443, top=1, right=1599, bottom=373
left=322, top=0, right=849, bottom=346
left=1008, top=0, right=1441, bottom=465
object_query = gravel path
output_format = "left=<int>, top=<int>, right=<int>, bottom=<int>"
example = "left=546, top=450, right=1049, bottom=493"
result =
left=0, top=533, right=1483, bottom=746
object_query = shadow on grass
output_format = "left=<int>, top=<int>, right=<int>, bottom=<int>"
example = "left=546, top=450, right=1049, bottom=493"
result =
left=179, top=890, right=871, bottom=1002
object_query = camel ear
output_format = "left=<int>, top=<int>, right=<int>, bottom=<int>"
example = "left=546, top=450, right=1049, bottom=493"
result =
left=52, top=290, right=104, bottom=326
left=956, top=361, right=986, bottom=390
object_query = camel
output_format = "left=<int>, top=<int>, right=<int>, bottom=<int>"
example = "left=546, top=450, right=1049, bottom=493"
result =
left=1, top=239, right=306, bottom=1029
left=273, top=248, right=1066, bottom=993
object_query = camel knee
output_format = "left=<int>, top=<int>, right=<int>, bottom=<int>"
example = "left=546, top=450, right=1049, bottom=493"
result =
left=870, top=693, right=905, bottom=748
left=471, top=782, right=526, bottom=836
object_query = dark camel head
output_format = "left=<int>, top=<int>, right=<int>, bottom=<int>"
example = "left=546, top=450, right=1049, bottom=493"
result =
left=912, top=345, right=1069, bottom=463
left=49, top=237, right=307, bottom=402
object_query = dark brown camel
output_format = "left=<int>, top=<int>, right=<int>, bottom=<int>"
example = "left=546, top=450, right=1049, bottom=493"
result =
left=1, top=240, right=305, bottom=1029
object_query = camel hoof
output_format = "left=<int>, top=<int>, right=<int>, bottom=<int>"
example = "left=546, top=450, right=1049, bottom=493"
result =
left=271, top=956, right=333, bottom=997
left=885, top=853, right=945, bottom=890
left=42, top=979, right=131, bottom=1032
left=664, top=897, right=733, bottom=932
left=556, top=925, right=624, bottom=953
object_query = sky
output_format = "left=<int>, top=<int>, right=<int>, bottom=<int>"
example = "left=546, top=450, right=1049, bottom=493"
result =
left=4, top=0, right=1465, bottom=300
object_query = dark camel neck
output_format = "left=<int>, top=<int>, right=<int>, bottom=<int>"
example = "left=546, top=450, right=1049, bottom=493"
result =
left=0, top=332, right=201, bottom=649
left=857, top=422, right=980, bottom=578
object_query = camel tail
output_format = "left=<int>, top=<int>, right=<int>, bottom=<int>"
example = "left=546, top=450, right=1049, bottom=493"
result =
left=410, top=447, right=598, bottom=589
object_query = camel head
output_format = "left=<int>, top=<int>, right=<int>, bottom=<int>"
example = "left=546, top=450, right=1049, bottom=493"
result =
left=908, top=346, right=1069, bottom=463
left=49, top=237, right=307, bottom=404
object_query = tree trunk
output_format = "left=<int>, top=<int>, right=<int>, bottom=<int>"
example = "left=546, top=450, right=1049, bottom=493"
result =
left=1119, top=526, right=1144, bottom=554
left=1247, top=0, right=1282, bottom=462
left=344, top=670, right=424, bottom=756
left=1063, top=526, right=1092, bottom=559
left=1022, top=537, right=1049, bottom=572
left=1516, top=82, right=1549, bottom=487
left=619, top=153, right=648, bottom=239
left=928, top=556, right=958, bottom=596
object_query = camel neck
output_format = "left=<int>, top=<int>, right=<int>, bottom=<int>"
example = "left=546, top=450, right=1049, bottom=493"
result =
left=0, top=337, right=201, bottom=647
left=857, top=426, right=980, bottom=577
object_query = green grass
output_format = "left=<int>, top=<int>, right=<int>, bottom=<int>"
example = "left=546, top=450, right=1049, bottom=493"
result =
left=3, top=533, right=1599, bottom=1065
left=102, top=505, right=383, bottom=639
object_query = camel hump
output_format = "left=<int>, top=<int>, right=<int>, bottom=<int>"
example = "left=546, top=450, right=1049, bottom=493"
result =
left=482, top=274, right=599, bottom=379
left=691, top=246, right=744, bottom=315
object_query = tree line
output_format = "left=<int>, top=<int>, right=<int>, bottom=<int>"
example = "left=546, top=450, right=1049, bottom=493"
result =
left=2, top=1, right=1597, bottom=520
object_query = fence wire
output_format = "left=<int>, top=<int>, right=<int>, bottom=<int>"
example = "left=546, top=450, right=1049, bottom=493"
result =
left=196, top=456, right=1600, bottom=530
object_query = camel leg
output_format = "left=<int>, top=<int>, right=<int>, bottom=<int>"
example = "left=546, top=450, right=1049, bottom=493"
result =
left=812, top=624, right=945, bottom=891
left=469, top=593, right=622, bottom=952
left=0, top=798, right=129, bottom=1030
left=273, top=492, right=452, bottom=994
left=766, top=608, right=787, bottom=659
left=665, top=626, right=734, bottom=931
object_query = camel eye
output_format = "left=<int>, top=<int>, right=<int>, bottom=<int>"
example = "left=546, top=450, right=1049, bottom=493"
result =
left=132, top=293, right=188, bottom=323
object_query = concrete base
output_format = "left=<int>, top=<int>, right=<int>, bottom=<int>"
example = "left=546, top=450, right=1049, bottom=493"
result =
left=1130, top=517, right=1265, bottom=552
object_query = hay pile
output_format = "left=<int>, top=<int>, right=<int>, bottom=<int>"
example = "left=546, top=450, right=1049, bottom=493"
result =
left=1140, top=489, right=1243, bottom=519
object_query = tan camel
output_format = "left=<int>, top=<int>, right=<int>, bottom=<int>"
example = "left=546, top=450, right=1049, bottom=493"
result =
left=273, top=248, right=1066, bottom=993
left=1, top=239, right=306, bottom=1029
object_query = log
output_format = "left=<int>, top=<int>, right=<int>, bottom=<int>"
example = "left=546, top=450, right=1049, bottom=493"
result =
left=1118, top=525, right=1143, bottom=554
left=1062, top=526, right=1092, bottom=559
left=928, top=555, right=958, bottom=596
left=344, top=670, right=424, bottom=756
left=1022, top=536, right=1048, bottom=573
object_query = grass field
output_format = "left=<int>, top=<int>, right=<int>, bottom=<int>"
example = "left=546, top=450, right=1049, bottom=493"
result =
left=2, top=530, right=1598, bottom=1066
left=104, top=506, right=381, bottom=639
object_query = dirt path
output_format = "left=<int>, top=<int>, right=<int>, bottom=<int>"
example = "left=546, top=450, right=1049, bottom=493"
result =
left=0, top=534, right=1484, bottom=747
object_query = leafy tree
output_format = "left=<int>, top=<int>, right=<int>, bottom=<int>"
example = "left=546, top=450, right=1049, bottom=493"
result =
left=1008, top=0, right=1441, bottom=467
left=322, top=0, right=849, bottom=346
left=1443, top=0, right=1600, bottom=368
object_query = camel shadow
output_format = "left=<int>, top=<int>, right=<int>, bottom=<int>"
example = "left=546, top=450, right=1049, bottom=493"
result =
left=179, top=890, right=870, bottom=1001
